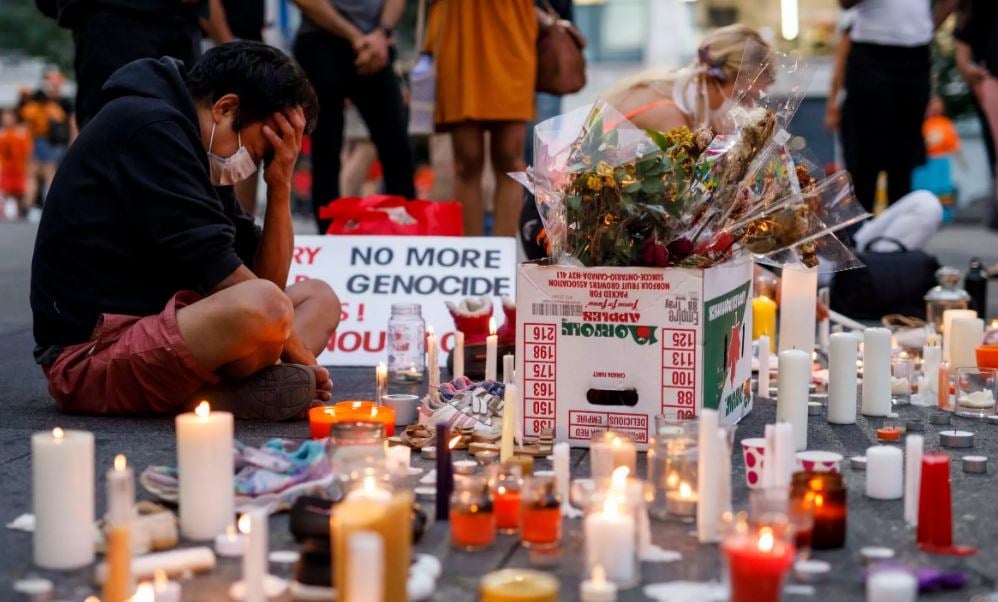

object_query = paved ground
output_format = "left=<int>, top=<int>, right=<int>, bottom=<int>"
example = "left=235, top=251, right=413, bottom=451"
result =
left=2, top=220, right=998, bottom=600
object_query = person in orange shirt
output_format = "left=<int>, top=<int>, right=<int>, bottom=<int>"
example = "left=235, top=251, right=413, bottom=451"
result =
left=0, top=108, right=34, bottom=217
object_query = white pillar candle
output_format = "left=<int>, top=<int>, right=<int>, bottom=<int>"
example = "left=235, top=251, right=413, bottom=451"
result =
left=867, top=569, right=917, bottom=602
left=757, top=336, right=771, bottom=397
left=375, top=362, right=388, bottom=403
left=95, top=547, right=217, bottom=584
left=861, top=328, right=892, bottom=417
left=697, top=410, right=729, bottom=543
left=590, top=433, right=637, bottom=482
left=866, top=446, right=903, bottom=500
left=777, top=349, right=810, bottom=451
left=903, top=435, right=923, bottom=527
left=778, top=263, right=818, bottom=355
left=584, top=497, right=636, bottom=585
left=942, top=309, right=977, bottom=364
left=500, top=384, right=517, bottom=462
left=485, top=317, right=498, bottom=382
left=453, top=330, right=465, bottom=379
left=347, top=531, right=384, bottom=602
left=950, top=317, right=984, bottom=369
left=32, top=427, right=94, bottom=569
left=502, top=354, right=515, bottom=385
left=553, top=442, right=573, bottom=514
left=239, top=511, right=268, bottom=602
left=818, top=317, right=830, bottom=353
left=828, top=332, right=859, bottom=424
left=426, top=326, right=440, bottom=399
left=922, top=337, right=942, bottom=398
left=176, top=402, right=234, bottom=541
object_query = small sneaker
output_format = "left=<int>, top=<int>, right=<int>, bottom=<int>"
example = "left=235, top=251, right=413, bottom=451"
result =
left=190, top=364, right=316, bottom=420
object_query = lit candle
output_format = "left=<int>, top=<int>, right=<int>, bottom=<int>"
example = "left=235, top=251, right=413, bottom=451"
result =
left=454, top=330, right=466, bottom=379
left=308, top=405, right=338, bottom=439
left=238, top=511, right=267, bottom=602
left=867, top=569, right=917, bottom=602
left=500, top=383, right=517, bottom=463
left=502, top=354, right=515, bottom=385
left=332, top=490, right=413, bottom=602
left=214, top=524, right=246, bottom=557
left=721, top=521, right=795, bottom=602
left=665, top=481, right=698, bottom=517
left=589, top=432, right=637, bottom=482
left=375, top=362, right=388, bottom=404
left=828, top=332, right=858, bottom=424
left=922, top=335, right=942, bottom=399
left=346, top=532, right=384, bottom=602
left=152, top=569, right=181, bottom=602
left=347, top=475, right=393, bottom=503
left=580, top=564, right=617, bottom=602
left=778, top=263, right=817, bottom=355
left=752, top=295, right=777, bottom=351
left=521, top=475, right=561, bottom=549
left=903, top=435, right=923, bottom=527
left=485, top=317, right=498, bottom=382
left=942, top=309, right=977, bottom=364
left=791, top=472, right=847, bottom=550
left=426, top=326, right=440, bottom=400
left=757, top=336, right=771, bottom=397
left=861, top=328, right=892, bottom=417
left=103, top=454, right=134, bottom=602
left=480, top=569, right=559, bottom=602
left=950, top=317, right=984, bottom=369
left=176, top=402, right=233, bottom=540
left=866, top=445, right=903, bottom=500
left=584, top=497, right=636, bottom=585
left=31, top=427, right=94, bottom=569
left=777, top=349, right=810, bottom=451
left=493, top=483, right=522, bottom=534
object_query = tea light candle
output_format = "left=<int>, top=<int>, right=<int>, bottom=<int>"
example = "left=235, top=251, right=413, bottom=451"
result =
left=476, top=450, right=499, bottom=466
left=375, top=362, right=388, bottom=406
left=903, top=435, right=923, bottom=527
left=850, top=456, right=867, bottom=471
left=866, top=446, right=903, bottom=500
left=859, top=546, right=895, bottom=565
left=485, top=317, right=498, bottom=382
left=939, top=430, right=974, bottom=448
left=480, top=569, right=559, bottom=602
left=104, top=454, right=135, bottom=602
left=176, top=402, right=234, bottom=540
left=943, top=309, right=977, bottom=364
left=152, top=569, right=181, bottom=602
left=828, top=333, right=859, bottom=424
left=382, top=394, right=419, bottom=426
left=876, top=427, right=902, bottom=442
left=580, top=565, right=617, bottom=602
left=950, top=317, right=985, bottom=369
left=777, top=349, right=810, bottom=451
left=778, top=263, right=817, bottom=355
left=584, top=497, right=637, bottom=585
left=665, top=481, right=698, bottom=517
left=962, top=455, right=988, bottom=474
left=867, top=569, right=917, bottom=602
left=807, top=401, right=822, bottom=416
left=757, top=335, right=771, bottom=396
left=453, top=460, right=478, bottom=476
left=31, top=427, right=95, bottom=569
left=752, top=295, right=777, bottom=348
left=214, top=524, right=247, bottom=557
left=454, top=330, right=465, bottom=379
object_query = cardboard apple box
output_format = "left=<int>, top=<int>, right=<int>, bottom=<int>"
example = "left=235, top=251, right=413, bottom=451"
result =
left=515, top=256, right=754, bottom=449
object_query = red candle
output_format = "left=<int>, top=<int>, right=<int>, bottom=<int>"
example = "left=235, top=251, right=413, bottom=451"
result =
left=917, top=452, right=976, bottom=556
left=450, top=510, right=496, bottom=550
left=722, top=525, right=795, bottom=602
left=493, top=487, right=521, bottom=534
left=521, top=507, right=560, bottom=548
left=977, top=345, right=998, bottom=370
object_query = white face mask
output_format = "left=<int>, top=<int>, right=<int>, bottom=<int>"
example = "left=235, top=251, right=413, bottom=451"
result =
left=208, top=123, right=258, bottom=185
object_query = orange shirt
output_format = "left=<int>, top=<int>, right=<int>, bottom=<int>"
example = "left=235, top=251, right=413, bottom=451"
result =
left=923, top=115, right=960, bottom=158
left=0, top=126, right=33, bottom=176
left=19, top=101, right=66, bottom=139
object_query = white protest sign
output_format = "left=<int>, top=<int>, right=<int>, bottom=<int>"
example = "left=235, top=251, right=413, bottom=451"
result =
left=289, top=235, right=518, bottom=366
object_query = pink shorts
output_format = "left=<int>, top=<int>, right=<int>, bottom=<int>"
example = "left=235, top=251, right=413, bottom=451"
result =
left=44, top=291, right=220, bottom=414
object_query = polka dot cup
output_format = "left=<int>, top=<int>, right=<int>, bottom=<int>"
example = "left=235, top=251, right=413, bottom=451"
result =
left=741, top=437, right=767, bottom=489
left=795, top=450, right=843, bottom=474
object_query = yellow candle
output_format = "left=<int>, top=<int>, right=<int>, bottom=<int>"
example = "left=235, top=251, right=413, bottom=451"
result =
left=752, top=296, right=777, bottom=351
left=481, top=569, right=559, bottom=602
left=332, top=490, right=413, bottom=602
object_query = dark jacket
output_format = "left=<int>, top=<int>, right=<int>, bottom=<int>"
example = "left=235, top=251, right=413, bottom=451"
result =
left=30, top=57, right=260, bottom=363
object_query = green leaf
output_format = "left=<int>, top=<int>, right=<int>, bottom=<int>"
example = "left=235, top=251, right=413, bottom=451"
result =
left=622, top=181, right=642, bottom=193
left=641, top=178, right=665, bottom=194
left=567, top=195, right=582, bottom=212
left=645, top=129, right=672, bottom=152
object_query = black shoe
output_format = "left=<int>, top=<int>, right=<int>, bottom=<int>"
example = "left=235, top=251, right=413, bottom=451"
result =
left=191, top=364, right=316, bottom=421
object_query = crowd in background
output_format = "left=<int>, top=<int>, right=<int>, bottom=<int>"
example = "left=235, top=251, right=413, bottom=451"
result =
left=2, top=0, right=998, bottom=239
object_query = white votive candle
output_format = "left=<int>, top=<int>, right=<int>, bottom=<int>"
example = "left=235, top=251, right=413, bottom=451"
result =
left=214, top=524, right=247, bottom=557
left=778, top=262, right=818, bottom=355
left=942, top=309, right=977, bottom=364
left=32, top=427, right=94, bottom=569
left=828, top=332, right=859, bottom=424
left=589, top=433, right=637, bottom=482
left=584, top=498, right=636, bottom=585
left=950, top=317, right=984, bottom=369
left=777, top=349, right=811, bottom=451
left=176, top=402, right=234, bottom=540
left=866, top=446, right=903, bottom=500
left=862, top=328, right=892, bottom=417
left=485, top=317, right=498, bottom=382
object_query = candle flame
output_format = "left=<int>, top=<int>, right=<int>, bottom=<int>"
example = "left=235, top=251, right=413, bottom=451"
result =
left=497, top=486, right=507, bottom=495
left=449, top=434, right=461, bottom=449
left=592, top=564, right=607, bottom=586
left=52, top=427, right=64, bottom=440
left=611, top=466, right=630, bottom=490
left=808, top=477, right=824, bottom=491
left=363, top=475, right=377, bottom=494
left=666, top=471, right=679, bottom=489
left=237, top=514, right=251, bottom=535
left=114, top=454, right=127, bottom=472
left=131, top=583, right=155, bottom=602
left=814, top=493, right=824, bottom=508
left=757, top=527, right=775, bottom=553
left=85, top=597, right=100, bottom=602
left=679, top=481, right=693, bottom=498
left=991, top=319, right=998, bottom=329
left=899, top=351, right=909, bottom=360
left=611, top=436, right=621, bottom=448
left=195, top=401, right=210, bottom=417
left=489, top=317, right=497, bottom=336
left=226, top=524, right=237, bottom=539
left=153, top=569, right=168, bottom=591
left=426, top=325, right=435, bottom=336
left=603, top=497, right=620, bottom=515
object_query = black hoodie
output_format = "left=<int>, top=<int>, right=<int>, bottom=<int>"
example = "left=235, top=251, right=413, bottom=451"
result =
left=30, top=58, right=261, bottom=363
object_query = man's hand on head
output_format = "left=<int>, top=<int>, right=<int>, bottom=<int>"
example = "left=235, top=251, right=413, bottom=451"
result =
left=353, top=29, right=390, bottom=75
left=262, top=106, right=306, bottom=192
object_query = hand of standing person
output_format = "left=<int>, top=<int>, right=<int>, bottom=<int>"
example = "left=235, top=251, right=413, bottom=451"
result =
left=824, top=100, right=840, bottom=132
left=354, top=29, right=390, bottom=75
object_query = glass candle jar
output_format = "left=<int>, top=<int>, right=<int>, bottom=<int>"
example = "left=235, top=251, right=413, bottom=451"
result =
left=790, top=472, right=846, bottom=550
left=387, top=303, right=425, bottom=383
left=749, top=487, right=814, bottom=558
left=589, top=432, right=637, bottom=483
left=721, top=514, right=795, bottom=602
left=520, top=475, right=561, bottom=549
left=890, top=354, right=914, bottom=405
left=330, top=421, right=386, bottom=483
left=450, top=476, right=496, bottom=551
left=480, top=569, right=559, bottom=602
left=488, top=463, right=523, bottom=535
left=647, top=424, right=697, bottom=521
left=924, top=267, right=971, bottom=335
left=954, top=367, right=998, bottom=419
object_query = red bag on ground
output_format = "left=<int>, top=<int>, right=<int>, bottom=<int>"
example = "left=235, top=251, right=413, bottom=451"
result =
left=319, top=195, right=464, bottom=236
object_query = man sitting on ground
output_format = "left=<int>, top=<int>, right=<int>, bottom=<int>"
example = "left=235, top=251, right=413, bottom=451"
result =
left=30, top=42, right=339, bottom=419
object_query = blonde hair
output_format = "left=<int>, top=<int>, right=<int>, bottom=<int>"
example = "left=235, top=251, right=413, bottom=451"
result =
left=605, top=24, right=771, bottom=126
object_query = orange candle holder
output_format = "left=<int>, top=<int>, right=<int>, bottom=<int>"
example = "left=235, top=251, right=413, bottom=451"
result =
left=450, top=476, right=496, bottom=551
left=310, top=401, right=396, bottom=439
left=791, top=472, right=846, bottom=550
left=520, top=475, right=561, bottom=550
left=308, top=405, right=339, bottom=439
left=488, top=463, right=523, bottom=534
left=977, top=345, right=998, bottom=370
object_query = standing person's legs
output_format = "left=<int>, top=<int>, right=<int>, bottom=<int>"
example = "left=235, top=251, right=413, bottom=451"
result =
left=294, top=33, right=349, bottom=232
left=842, top=43, right=893, bottom=212
left=450, top=123, right=486, bottom=235
left=351, top=65, right=416, bottom=200
left=978, top=77, right=998, bottom=226
left=885, top=48, right=930, bottom=206
left=489, top=121, right=528, bottom=237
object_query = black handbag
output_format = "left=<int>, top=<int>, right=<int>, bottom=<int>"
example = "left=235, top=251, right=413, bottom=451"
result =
left=830, top=236, right=940, bottom=320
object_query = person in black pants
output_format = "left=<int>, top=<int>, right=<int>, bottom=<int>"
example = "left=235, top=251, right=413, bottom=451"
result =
left=292, top=0, right=415, bottom=233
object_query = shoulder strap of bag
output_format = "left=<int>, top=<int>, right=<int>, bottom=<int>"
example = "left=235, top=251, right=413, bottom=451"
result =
left=862, top=236, right=909, bottom=253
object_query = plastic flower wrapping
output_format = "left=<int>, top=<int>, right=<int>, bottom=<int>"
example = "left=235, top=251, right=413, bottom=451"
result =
left=512, top=43, right=870, bottom=272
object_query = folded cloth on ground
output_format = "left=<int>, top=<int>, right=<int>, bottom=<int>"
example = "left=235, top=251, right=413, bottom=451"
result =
left=140, top=438, right=332, bottom=514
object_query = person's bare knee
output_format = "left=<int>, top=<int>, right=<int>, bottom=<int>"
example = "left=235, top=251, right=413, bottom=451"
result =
left=288, top=278, right=341, bottom=356
left=237, top=280, right=295, bottom=343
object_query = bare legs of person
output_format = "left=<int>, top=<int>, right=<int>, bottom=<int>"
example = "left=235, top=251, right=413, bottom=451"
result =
left=451, top=122, right=487, bottom=236
left=451, top=121, right=527, bottom=237
left=489, top=121, right=527, bottom=237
